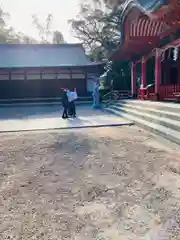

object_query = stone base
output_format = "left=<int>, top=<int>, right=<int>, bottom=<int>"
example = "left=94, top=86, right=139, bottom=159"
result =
left=131, top=93, right=137, bottom=99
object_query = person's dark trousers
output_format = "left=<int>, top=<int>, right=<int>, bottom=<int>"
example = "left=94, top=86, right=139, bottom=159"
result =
left=62, top=106, right=68, bottom=118
left=68, top=102, right=73, bottom=117
left=71, top=101, right=76, bottom=117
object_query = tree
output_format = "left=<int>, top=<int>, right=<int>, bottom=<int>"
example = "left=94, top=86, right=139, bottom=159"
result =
left=0, top=7, right=14, bottom=43
left=101, top=60, right=131, bottom=90
left=17, top=32, right=37, bottom=44
left=52, top=31, right=65, bottom=44
left=32, top=14, right=53, bottom=43
left=111, top=60, right=131, bottom=90
left=0, top=7, right=9, bottom=29
left=32, top=14, right=65, bottom=44
left=69, top=0, right=132, bottom=91
left=68, top=1, right=123, bottom=60
left=0, top=6, right=36, bottom=44
left=88, top=44, right=105, bottom=61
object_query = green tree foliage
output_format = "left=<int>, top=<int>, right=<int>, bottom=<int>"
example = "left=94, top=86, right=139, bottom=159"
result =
left=68, top=0, right=123, bottom=61
left=32, top=14, right=53, bottom=43
left=0, top=7, right=19, bottom=43
left=32, top=14, right=65, bottom=44
left=69, top=0, right=132, bottom=90
left=0, top=6, right=36, bottom=44
left=52, top=31, right=65, bottom=44
left=111, top=60, right=131, bottom=90
left=17, top=32, right=38, bottom=44
left=103, top=60, right=131, bottom=90
left=0, top=6, right=65, bottom=45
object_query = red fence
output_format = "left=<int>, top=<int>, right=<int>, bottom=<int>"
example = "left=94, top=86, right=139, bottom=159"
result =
left=137, top=84, right=180, bottom=101
left=159, top=84, right=180, bottom=100
left=137, top=85, right=155, bottom=100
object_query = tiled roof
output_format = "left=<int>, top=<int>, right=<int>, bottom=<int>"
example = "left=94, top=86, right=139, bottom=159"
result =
left=0, top=44, right=102, bottom=68
left=121, top=0, right=168, bottom=15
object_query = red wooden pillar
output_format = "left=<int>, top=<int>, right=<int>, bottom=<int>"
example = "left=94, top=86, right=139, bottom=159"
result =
left=141, top=57, right=146, bottom=87
left=140, top=57, right=147, bottom=99
left=155, top=49, right=161, bottom=100
left=178, top=59, right=180, bottom=84
left=131, top=62, right=136, bottom=98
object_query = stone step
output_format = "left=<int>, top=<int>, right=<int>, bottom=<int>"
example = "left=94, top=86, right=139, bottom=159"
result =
left=111, top=102, right=180, bottom=122
left=109, top=105, right=180, bottom=132
left=106, top=107, right=180, bottom=145
left=119, top=100, right=180, bottom=114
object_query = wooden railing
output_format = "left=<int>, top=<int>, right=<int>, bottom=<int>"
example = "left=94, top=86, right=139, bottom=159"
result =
left=137, top=84, right=180, bottom=101
left=159, top=84, right=180, bottom=101
left=102, top=90, right=131, bottom=106
left=137, top=84, right=155, bottom=100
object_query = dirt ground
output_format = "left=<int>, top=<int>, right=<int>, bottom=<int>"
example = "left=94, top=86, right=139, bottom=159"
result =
left=1, top=126, right=180, bottom=239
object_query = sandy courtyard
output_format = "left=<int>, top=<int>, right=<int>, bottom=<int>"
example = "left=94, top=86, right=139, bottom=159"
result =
left=1, top=126, right=180, bottom=239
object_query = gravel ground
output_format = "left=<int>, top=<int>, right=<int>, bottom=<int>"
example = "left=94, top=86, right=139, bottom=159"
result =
left=0, top=126, right=180, bottom=239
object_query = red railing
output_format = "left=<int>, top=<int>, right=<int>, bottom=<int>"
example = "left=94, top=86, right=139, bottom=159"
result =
left=159, top=84, right=180, bottom=100
left=137, top=84, right=180, bottom=101
left=137, top=84, right=155, bottom=100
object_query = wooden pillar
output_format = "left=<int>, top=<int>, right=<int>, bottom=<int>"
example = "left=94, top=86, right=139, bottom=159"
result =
left=24, top=70, right=27, bottom=81
left=55, top=69, right=57, bottom=80
left=70, top=68, right=72, bottom=79
left=40, top=70, right=42, bottom=80
left=155, top=49, right=161, bottom=97
left=85, top=68, right=88, bottom=93
left=131, top=62, right=136, bottom=98
left=178, top=58, right=180, bottom=84
left=141, top=57, right=146, bottom=87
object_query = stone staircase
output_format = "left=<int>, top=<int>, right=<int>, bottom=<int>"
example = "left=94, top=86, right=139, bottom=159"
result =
left=105, top=100, right=180, bottom=145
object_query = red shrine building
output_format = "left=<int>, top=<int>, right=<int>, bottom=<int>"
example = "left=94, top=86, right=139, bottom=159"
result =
left=0, top=44, right=103, bottom=99
left=110, top=0, right=180, bottom=101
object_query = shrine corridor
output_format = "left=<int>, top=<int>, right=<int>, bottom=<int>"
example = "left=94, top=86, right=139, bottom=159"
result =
left=0, top=126, right=180, bottom=239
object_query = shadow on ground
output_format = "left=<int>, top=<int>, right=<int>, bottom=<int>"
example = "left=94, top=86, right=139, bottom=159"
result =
left=0, top=105, right=61, bottom=120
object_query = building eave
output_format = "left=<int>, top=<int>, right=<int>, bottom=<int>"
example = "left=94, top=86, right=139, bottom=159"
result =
left=109, top=0, right=169, bottom=61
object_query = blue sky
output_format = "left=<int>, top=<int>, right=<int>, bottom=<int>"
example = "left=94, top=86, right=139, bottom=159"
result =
left=1, top=0, right=80, bottom=42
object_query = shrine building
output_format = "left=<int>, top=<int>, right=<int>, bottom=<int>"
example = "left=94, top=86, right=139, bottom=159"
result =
left=0, top=44, right=103, bottom=100
left=110, top=0, right=180, bottom=101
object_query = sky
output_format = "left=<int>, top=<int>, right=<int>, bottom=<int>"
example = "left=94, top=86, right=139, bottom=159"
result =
left=1, top=0, right=81, bottom=43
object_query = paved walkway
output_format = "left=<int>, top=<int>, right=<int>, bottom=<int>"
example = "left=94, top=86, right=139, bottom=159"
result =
left=0, top=105, right=132, bottom=132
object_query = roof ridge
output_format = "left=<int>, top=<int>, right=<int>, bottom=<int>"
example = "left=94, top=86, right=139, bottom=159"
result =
left=0, top=43, right=83, bottom=48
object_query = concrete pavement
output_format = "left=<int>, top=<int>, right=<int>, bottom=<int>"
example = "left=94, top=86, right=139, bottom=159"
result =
left=0, top=105, right=132, bottom=132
